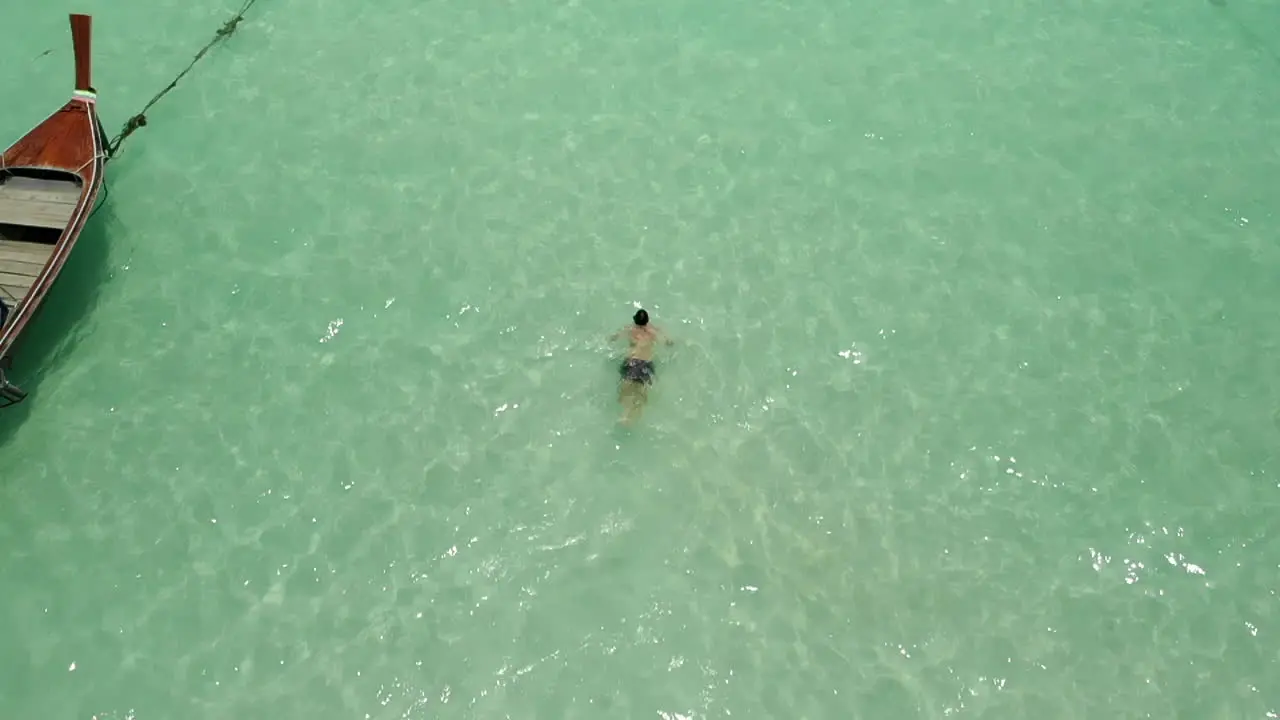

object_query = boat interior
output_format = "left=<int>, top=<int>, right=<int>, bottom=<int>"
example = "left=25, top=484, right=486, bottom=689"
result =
left=0, top=169, right=84, bottom=320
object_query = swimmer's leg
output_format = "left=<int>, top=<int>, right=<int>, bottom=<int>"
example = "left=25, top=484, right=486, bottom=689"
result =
left=619, top=380, right=647, bottom=425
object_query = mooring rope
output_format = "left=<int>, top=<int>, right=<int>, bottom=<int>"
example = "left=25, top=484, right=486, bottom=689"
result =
left=105, top=0, right=260, bottom=159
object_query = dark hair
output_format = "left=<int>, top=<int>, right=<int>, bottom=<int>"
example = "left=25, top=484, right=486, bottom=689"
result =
left=633, top=308, right=649, bottom=326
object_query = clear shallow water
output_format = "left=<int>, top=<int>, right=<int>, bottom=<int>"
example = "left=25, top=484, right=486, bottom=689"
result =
left=1, top=0, right=1278, bottom=717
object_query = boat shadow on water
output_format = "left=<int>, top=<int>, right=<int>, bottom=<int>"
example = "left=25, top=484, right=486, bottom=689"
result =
left=0, top=201, right=114, bottom=448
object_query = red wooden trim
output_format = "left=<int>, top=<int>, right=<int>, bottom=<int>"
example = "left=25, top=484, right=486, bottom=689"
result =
left=70, top=14, right=94, bottom=93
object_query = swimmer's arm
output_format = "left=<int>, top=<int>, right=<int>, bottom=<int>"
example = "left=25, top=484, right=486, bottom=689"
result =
left=658, top=326, right=674, bottom=345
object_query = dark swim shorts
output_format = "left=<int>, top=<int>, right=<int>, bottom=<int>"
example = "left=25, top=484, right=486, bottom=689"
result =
left=620, top=357, right=655, bottom=384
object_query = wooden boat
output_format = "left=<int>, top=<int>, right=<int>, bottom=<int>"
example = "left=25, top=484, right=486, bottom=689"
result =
left=0, top=13, right=110, bottom=408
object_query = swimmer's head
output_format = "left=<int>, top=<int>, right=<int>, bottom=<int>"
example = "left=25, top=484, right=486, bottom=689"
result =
left=633, top=309, right=649, bottom=326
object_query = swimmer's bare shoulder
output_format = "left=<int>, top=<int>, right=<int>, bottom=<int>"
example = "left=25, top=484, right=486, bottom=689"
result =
left=607, top=308, right=672, bottom=351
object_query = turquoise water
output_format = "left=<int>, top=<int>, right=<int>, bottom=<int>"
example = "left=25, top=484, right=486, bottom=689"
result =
left=2, top=0, right=1278, bottom=717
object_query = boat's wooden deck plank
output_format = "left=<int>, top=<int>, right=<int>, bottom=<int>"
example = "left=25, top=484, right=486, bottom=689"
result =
left=0, top=256, right=47, bottom=270
left=0, top=188, right=81, bottom=206
left=0, top=197, right=77, bottom=230
left=0, top=239, right=53, bottom=303
left=0, top=237, right=53, bottom=257
left=1, top=285, right=29, bottom=306
left=0, top=243, right=51, bottom=263
left=0, top=278, right=37, bottom=304
left=0, top=261, right=44, bottom=279
left=0, top=175, right=82, bottom=205
left=0, top=257, right=40, bottom=297
left=0, top=269, right=41, bottom=285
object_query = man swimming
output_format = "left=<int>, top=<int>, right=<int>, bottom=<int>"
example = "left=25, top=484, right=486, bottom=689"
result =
left=610, top=308, right=673, bottom=424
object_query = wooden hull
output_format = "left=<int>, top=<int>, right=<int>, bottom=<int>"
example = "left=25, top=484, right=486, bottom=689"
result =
left=0, top=13, right=107, bottom=408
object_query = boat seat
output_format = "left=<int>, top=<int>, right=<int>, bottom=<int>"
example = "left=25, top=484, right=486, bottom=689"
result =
left=0, top=175, right=82, bottom=230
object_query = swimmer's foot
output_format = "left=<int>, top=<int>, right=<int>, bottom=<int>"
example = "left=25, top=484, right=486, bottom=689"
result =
left=619, top=403, right=641, bottom=425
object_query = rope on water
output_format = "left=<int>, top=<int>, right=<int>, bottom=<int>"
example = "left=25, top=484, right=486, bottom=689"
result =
left=105, top=0, right=260, bottom=159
